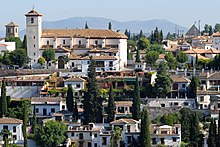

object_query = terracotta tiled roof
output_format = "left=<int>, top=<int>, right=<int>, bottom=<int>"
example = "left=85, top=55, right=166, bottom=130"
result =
left=171, top=76, right=191, bottom=83
left=5, top=22, right=18, bottom=27
left=65, top=76, right=85, bottom=82
left=104, top=48, right=119, bottom=53
left=159, top=54, right=165, bottom=59
left=68, top=54, right=81, bottom=60
left=0, top=44, right=8, bottom=47
left=197, top=90, right=220, bottom=95
left=0, top=117, right=22, bottom=124
left=208, top=72, right=220, bottom=79
left=212, top=33, right=220, bottom=37
left=41, top=29, right=128, bottom=39
left=189, top=54, right=210, bottom=60
left=110, top=118, right=139, bottom=124
left=31, top=97, right=64, bottom=102
left=25, top=9, right=43, bottom=16
left=184, top=48, right=220, bottom=54
left=115, top=101, right=133, bottom=107
left=91, top=56, right=117, bottom=60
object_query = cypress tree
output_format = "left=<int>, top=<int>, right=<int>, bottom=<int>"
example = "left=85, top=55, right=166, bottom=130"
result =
left=108, top=22, right=112, bottom=30
left=217, top=111, right=220, bottom=145
left=32, top=104, right=37, bottom=134
left=83, top=59, right=100, bottom=124
left=22, top=34, right=27, bottom=50
left=190, top=112, right=200, bottom=145
left=188, top=76, right=199, bottom=99
left=132, top=77, right=141, bottom=120
left=140, top=108, right=151, bottom=147
left=73, top=100, right=79, bottom=121
left=22, top=100, right=28, bottom=147
left=1, top=79, right=7, bottom=117
left=85, top=22, right=89, bottom=29
left=160, top=30, right=163, bottom=43
left=135, top=48, right=141, bottom=63
left=107, top=84, right=115, bottom=123
left=208, top=119, right=216, bottom=147
left=66, top=84, right=74, bottom=112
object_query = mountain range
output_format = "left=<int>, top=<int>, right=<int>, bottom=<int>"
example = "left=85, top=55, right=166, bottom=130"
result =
left=0, top=17, right=188, bottom=38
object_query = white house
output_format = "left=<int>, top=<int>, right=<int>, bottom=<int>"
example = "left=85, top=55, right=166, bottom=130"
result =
left=25, top=9, right=128, bottom=70
left=66, top=123, right=111, bottom=147
left=64, top=76, right=85, bottom=97
left=0, top=39, right=15, bottom=56
left=0, top=117, right=23, bottom=144
left=212, top=33, right=220, bottom=50
left=30, top=97, right=66, bottom=123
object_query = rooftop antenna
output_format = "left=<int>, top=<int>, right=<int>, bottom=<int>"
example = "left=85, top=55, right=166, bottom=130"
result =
left=198, top=20, right=201, bottom=35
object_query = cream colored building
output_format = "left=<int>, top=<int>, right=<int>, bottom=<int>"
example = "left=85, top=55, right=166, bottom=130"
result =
left=25, top=9, right=128, bottom=70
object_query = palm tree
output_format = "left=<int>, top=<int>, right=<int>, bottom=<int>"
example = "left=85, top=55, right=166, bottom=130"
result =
left=110, top=126, right=122, bottom=147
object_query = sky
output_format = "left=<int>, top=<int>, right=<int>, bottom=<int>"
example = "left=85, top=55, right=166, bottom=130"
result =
left=0, top=0, right=220, bottom=30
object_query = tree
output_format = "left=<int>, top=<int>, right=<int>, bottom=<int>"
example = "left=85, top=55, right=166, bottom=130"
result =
left=110, top=126, right=122, bottom=147
left=34, top=120, right=67, bottom=147
left=32, top=104, right=37, bottom=134
left=1, top=79, right=7, bottom=117
left=22, top=35, right=27, bottom=50
left=165, top=52, right=177, bottom=69
left=145, top=51, right=159, bottom=66
left=0, top=129, right=12, bottom=147
left=140, top=108, right=151, bottom=147
left=2, top=51, right=11, bottom=65
left=217, top=111, right=220, bottom=145
left=37, top=57, right=46, bottom=66
left=66, top=84, right=74, bottom=112
left=107, top=84, right=115, bottom=123
left=108, top=22, right=112, bottom=30
left=154, top=62, right=172, bottom=98
left=5, top=37, right=22, bottom=49
left=85, top=22, right=89, bottom=29
left=137, top=37, right=150, bottom=50
left=176, top=51, right=188, bottom=65
left=190, top=112, right=200, bottom=145
left=9, top=49, right=29, bottom=67
left=214, top=23, right=220, bottom=33
left=135, top=48, right=141, bottom=62
left=147, top=44, right=164, bottom=54
left=209, top=25, right=213, bottom=36
left=83, top=59, right=101, bottom=124
left=22, top=100, right=29, bottom=147
left=208, top=119, right=217, bottom=147
left=160, top=113, right=180, bottom=126
left=73, top=100, right=79, bottom=121
left=132, top=77, right=141, bottom=120
left=187, top=76, right=199, bottom=99
left=42, top=48, right=55, bottom=63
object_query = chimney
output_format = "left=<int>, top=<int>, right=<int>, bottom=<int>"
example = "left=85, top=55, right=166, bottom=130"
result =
left=176, top=68, right=179, bottom=75
left=184, top=68, right=187, bottom=76
left=207, top=72, right=209, bottom=78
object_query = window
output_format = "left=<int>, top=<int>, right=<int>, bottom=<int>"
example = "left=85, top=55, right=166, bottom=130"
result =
left=161, top=104, right=165, bottom=107
left=114, top=53, right=116, bottom=56
left=49, top=63, right=51, bottom=66
left=94, top=134, right=97, bottom=138
left=102, top=137, right=107, bottom=145
left=33, top=36, right=35, bottom=39
left=88, top=142, right=92, bottom=147
left=127, top=126, right=131, bottom=133
left=90, top=132, right=92, bottom=136
left=79, top=40, right=81, bottom=45
left=182, top=84, right=186, bottom=88
left=43, top=108, right=47, bottom=115
left=71, top=132, right=74, bottom=137
left=95, top=40, right=98, bottom=45
left=127, top=136, right=132, bottom=144
left=161, top=131, right=168, bottom=134
left=218, top=103, right=220, bottom=108
left=13, top=126, right=16, bottom=133
left=76, top=84, right=80, bottom=88
left=200, top=96, right=204, bottom=102
left=34, top=53, right=36, bottom=56
left=51, top=108, right=55, bottom=113
left=184, top=102, right=189, bottom=106
left=36, top=108, right=39, bottom=113
left=34, top=44, right=35, bottom=47
left=87, top=61, right=90, bottom=64
left=79, top=133, right=83, bottom=139
left=7, top=28, right=10, bottom=33
left=160, top=138, right=165, bottom=144
left=47, top=41, right=49, bottom=45
left=13, top=135, right=17, bottom=140
left=152, top=138, right=156, bottom=144
left=174, top=102, right=179, bottom=106
left=63, top=40, right=66, bottom=44
left=94, top=143, right=97, bottom=147
left=173, top=137, right=177, bottom=142
left=201, top=80, right=206, bottom=84
left=72, top=62, right=75, bottom=67
left=109, top=61, right=113, bottom=67
left=62, top=105, right=65, bottom=110
left=3, top=125, right=8, bottom=130
left=31, top=18, right=34, bottom=23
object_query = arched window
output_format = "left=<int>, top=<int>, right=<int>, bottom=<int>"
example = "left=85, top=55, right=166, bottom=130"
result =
left=31, top=18, right=34, bottom=23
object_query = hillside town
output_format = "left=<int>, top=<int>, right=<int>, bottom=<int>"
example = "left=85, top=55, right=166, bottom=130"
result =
left=1, top=8, right=220, bottom=147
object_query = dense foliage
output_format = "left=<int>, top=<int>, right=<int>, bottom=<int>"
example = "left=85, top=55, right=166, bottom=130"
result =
left=132, top=77, right=141, bottom=120
left=107, top=84, right=115, bottom=123
left=140, top=108, right=151, bottom=147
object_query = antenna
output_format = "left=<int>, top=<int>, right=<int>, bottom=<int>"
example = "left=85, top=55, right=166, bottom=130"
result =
left=198, top=20, right=201, bottom=35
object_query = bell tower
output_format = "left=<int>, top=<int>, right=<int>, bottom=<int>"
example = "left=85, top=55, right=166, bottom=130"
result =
left=25, top=9, right=43, bottom=68
left=5, top=21, right=19, bottom=38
